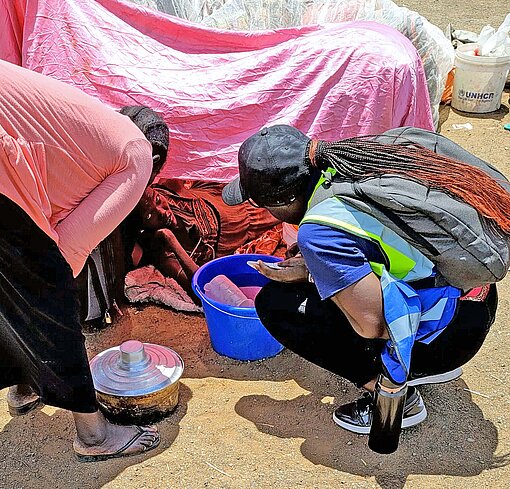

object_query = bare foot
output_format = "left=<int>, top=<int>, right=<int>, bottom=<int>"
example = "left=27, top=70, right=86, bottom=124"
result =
left=7, top=384, right=41, bottom=416
left=72, top=411, right=160, bottom=462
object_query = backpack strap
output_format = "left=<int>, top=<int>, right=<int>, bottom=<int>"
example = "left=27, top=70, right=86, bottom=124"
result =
left=352, top=181, right=440, bottom=257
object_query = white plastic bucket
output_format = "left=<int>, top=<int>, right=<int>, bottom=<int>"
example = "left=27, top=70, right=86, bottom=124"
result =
left=452, top=43, right=510, bottom=113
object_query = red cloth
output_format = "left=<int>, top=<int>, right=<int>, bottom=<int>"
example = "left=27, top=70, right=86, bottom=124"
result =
left=149, top=179, right=280, bottom=260
left=235, top=224, right=286, bottom=258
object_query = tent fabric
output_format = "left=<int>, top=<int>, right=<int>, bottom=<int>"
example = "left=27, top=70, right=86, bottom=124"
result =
left=0, top=0, right=434, bottom=182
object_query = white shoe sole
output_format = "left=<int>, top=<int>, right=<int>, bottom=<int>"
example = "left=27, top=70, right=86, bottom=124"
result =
left=407, top=367, right=463, bottom=387
left=332, top=404, right=428, bottom=435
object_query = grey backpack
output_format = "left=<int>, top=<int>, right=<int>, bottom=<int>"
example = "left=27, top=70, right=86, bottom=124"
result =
left=309, top=127, right=510, bottom=289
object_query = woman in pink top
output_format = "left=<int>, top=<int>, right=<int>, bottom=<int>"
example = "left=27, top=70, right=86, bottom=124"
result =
left=0, top=60, right=161, bottom=461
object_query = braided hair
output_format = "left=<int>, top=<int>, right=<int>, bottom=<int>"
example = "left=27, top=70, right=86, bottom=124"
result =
left=307, top=136, right=510, bottom=234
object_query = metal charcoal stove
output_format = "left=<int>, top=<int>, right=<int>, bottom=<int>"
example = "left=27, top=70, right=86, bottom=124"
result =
left=90, top=340, right=184, bottom=424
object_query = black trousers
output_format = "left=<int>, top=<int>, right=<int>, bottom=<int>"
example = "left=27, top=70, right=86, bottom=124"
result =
left=255, top=281, right=497, bottom=387
left=0, top=195, right=98, bottom=412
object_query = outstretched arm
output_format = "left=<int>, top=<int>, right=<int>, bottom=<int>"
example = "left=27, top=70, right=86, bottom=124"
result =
left=55, top=139, right=152, bottom=277
left=153, top=228, right=199, bottom=300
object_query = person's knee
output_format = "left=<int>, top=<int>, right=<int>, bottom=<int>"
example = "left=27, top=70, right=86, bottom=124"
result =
left=255, top=281, right=305, bottom=331
left=254, top=282, right=279, bottom=325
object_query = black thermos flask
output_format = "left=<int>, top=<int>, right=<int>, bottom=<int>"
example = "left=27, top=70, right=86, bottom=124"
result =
left=368, top=374, right=408, bottom=454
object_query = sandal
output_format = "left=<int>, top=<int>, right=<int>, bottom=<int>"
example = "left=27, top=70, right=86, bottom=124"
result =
left=7, top=397, right=43, bottom=417
left=75, top=426, right=160, bottom=462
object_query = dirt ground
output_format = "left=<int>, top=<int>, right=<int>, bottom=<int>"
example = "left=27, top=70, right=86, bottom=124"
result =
left=1, top=2, right=510, bottom=489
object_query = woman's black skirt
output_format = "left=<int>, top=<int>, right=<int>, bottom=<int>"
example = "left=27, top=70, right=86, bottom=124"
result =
left=0, top=194, right=97, bottom=413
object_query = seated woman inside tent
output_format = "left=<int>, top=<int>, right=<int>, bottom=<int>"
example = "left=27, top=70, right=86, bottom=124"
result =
left=120, top=106, right=281, bottom=300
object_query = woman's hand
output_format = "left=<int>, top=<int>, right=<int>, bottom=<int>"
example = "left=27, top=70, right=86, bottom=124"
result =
left=251, top=256, right=308, bottom=283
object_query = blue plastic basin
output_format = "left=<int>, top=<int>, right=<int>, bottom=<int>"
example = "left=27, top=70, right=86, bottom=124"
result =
left=191, top=254, right=284, bottom=361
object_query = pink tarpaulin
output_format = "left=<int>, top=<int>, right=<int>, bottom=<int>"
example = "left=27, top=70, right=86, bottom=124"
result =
left=0, top=0, right=433, bottom=181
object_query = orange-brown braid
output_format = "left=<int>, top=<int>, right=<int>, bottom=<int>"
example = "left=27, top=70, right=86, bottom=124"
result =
left=314, top=138, right=510, bottom=234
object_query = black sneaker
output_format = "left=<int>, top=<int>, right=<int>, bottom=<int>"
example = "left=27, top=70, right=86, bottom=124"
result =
left=407, top=367, right=463, bottom=387
left=332, top=386, right=427, bottom=434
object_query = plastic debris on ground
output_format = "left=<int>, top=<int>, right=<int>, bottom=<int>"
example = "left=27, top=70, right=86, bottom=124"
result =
left=452, top=123, right=473, bottom=130
left=448, top=13, right=510, bottom=57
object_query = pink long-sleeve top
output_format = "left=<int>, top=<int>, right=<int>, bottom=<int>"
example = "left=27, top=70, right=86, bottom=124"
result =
left=0, top=60, right=153, bottom=276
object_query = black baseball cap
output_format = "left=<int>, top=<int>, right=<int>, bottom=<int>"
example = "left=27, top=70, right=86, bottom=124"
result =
left=222, top=125, right=311, bottom=206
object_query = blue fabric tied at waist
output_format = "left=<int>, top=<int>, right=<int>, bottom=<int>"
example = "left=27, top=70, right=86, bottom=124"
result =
left=380, top=269, right=461, bottom=385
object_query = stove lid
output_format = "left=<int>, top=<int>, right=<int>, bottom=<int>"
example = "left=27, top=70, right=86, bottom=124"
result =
left=90, top=340, right=184, bottom=396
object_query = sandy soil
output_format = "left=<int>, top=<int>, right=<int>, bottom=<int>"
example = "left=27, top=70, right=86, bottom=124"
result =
left=1, top=2, right=510, bottom=488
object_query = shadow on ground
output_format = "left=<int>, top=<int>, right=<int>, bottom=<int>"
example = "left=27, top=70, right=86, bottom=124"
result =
left=0, top=383, right=191, bottom=489
left=235, top=378, right=509, bottom=489
left=82, top=305, right=509, bottom=488
left=451, top=103, right=509, bottom=121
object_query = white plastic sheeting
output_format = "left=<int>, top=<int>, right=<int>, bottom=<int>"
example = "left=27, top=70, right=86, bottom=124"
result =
left=132, top=0, right=454, bottom=127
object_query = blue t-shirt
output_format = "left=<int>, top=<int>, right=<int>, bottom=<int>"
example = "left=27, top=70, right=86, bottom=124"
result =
left=298, top=222, right=386, bottom=300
